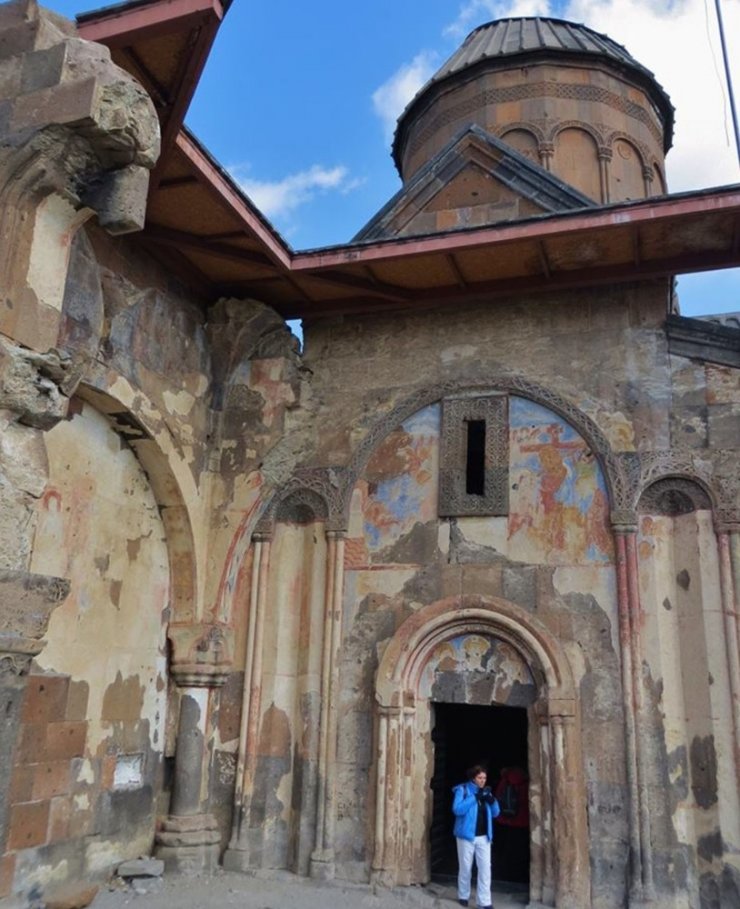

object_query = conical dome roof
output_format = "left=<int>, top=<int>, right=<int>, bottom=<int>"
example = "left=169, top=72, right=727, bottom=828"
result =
left=393, top=17, right=674, bottom=173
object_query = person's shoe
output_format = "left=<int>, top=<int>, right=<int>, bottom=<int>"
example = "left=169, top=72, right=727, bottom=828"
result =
left=458, top=901, right=468, bottom=907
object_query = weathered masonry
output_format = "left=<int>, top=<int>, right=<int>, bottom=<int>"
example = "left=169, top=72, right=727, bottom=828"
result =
left=0, top=3, right=739, bottom=908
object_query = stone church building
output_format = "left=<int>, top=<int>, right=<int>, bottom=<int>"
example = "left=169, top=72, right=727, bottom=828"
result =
left=0, top=1, right=739, bottom=907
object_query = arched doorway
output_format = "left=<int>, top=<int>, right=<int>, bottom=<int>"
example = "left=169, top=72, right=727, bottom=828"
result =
left=372, top=595, right=589, bottom=909
left=430, top=700, right=530, bottom=888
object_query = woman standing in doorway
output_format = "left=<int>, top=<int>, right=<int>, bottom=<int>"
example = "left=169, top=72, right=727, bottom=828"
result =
left=452, top=765, right=501, bottom=908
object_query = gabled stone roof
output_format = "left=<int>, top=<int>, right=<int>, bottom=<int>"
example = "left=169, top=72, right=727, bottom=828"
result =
left=355, top=124, right=595, bottom=242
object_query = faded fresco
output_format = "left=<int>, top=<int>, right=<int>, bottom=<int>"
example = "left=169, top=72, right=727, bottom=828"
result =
left=346, top=404, right=440, bottom=567
left=508, top=397, right=612, bottom=565
left=15, top=402, right=170, bottom=884
left=421, top=633, right=537, bottom=706
left=347, top=396, right=612, bottom=571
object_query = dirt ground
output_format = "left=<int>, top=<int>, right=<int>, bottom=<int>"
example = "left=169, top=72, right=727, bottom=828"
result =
left=90, top=870, right=530, bottom=909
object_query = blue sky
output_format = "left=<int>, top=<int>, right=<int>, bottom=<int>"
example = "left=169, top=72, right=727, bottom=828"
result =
left=45, top=0, right=740, bottom=317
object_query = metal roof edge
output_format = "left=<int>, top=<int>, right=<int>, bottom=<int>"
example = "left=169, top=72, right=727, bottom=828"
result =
left=292, top=182, right=740, bottom=267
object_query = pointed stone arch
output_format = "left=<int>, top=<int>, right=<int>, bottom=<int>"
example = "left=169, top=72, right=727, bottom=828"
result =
left=76, top=376, right=202, bottom=627
left=372, top=595, right=589, bottom=908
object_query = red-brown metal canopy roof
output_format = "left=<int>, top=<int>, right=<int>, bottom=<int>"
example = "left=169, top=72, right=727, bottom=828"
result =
left=78, top=0, right=740, bottom=321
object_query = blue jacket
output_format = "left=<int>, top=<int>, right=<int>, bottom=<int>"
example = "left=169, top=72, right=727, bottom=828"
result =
left=452, top=782, right=501, bottom=842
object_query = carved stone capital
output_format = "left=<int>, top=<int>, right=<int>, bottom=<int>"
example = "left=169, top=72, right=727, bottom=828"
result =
left=170, top=665, right=230, bottom=688
left=168, top=622, right=233, bottom=686
left=610, top=512, right=638, bottom=532
left=0, top=4, right=160, bottom=220
left=715, top=521, right=740, bottom=535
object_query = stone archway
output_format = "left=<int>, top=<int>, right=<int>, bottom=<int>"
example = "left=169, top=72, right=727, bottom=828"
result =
left=372, top=595, right=589, bottom=909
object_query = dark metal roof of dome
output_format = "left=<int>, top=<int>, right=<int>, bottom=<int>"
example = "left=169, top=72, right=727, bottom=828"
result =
left=435, top=17, right=650, bottom=81
left=393, top=17, right=674, bottom=169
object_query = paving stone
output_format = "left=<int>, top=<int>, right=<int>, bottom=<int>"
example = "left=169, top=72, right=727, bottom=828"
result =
left=116, top=858, right=165, bottom=878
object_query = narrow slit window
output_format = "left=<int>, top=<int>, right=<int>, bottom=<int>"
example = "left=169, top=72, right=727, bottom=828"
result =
left=465, top=420, right=486, bottom=495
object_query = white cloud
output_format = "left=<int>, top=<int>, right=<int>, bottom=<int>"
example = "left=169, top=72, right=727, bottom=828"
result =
left=444, top=0, right=551, bottom=40
left=372, top=51, right=438, bottom=142
left=233, top=164, right=358, bottom=221
left=443, top=0, right=740, bottom=191
left=561, top=0, right=740, bottom=191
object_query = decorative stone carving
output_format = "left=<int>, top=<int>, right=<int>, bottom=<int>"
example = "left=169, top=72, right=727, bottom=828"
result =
left=713, top=472, right=740, bottom=530
left=255, top=467, right=347, bottom=533
left=168, top=622, right=233, bottom=686
left=493, top=120, right=546, bottom=142
left=438, top=394, right=509, bottom=516
left=275, top=488, right=329, bottom=524
left=638, top=477, right=712, bottom=515
left=406, top=82, right=664, bottom=164
left=613, top=447, right=740, bottom=526
left=552, top=119, right=605, bottom=147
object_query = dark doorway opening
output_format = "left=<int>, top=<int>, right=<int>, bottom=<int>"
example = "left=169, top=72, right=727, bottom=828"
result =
left=430, top=702, right=529, bottom=885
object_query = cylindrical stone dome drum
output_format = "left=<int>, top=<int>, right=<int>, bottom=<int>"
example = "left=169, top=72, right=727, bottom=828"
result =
left=393, top=17, right=674, bottom=204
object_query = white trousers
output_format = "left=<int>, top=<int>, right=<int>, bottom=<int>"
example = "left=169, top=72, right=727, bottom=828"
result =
left=456, top=835, right=492, bottom=906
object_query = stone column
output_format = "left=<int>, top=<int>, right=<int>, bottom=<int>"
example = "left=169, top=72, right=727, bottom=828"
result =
left=716, top=523, right=740, bottom=776
left=624, top=531, right=655, bottom=902
left=222, top=533, right=271, bottom=871
left=536, top=708, right=554, bottom=906
left=598, top=147, right=612, bottom=203
left=310, top=530, right=346, bottom=880
left=371, top=704, right=402, bottom=887
left=0, top=571, right=69, bottom=855
left=539, top=142, right=554, bottom=172
left=550, top=703, right=589, bottom=909
left=642, top=165, right=655, bottom=198
left=156, top=626, right=232, bottom=874
left=613, top=518, right=655, bottom=906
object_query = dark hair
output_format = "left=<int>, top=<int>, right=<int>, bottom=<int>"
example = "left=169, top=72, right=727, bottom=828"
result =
left=466, top=764, right=487, bottom=780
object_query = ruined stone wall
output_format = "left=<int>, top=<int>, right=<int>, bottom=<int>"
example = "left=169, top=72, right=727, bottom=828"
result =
left=0, top=214, right=309, bottom=900
left=8, top=401, right=170, bottom=894
left=0, top=4, right=303, bottom=897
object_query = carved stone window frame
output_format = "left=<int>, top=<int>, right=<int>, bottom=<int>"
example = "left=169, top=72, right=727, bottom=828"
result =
left=438, top=393, right=509, bottom=517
